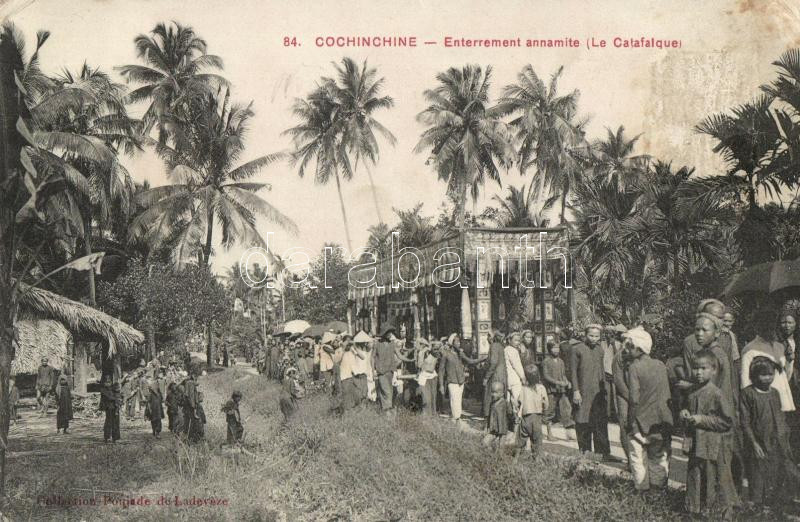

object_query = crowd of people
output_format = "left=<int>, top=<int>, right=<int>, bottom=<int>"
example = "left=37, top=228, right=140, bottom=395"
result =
left=254, top=298, right=800, bottom=518
left=19, top=295, right=800, bottom=518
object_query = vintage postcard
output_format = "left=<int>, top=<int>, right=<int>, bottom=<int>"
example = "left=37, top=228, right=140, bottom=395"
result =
left=1, top=0, right=798, bottom=519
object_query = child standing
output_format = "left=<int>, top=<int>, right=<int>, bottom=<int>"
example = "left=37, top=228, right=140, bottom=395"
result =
left=279, top=367, right=305, bottom=422
left=681, top=350, right=739, bottom=519
left=145, top=378, right=164, bottom=438
left=99, top=378, right=122, bottom=443
left=221, top=390, right=244, bottom=445
left=55, top=374, right=72, bottom=434
left=516, top=365, right=549, bottom=457
left=542, top=341, right=573, bottom=441
left=740, top=356, right=800, bottom=510
left=483, top=381, right=508, bottom=446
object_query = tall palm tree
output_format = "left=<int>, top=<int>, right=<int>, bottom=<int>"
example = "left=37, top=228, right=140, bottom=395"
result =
left=37, top=65, right=139, bottom=305
left=284, top=84, right=355, bottom=251
left=694, top=95, right=786, bottom=265
left=131, top=89, right=297, bottom=365
left=330, top=57, right=396, bottom=224
left=488, top=183, right=549, bottom=227
left=496, top=65, right=586, bottom=223
left=117, top=21, right=226, bottom=141
left=695, top=95, right=785, bottom=211
left=131, top=89, right=297, bottom=266
left=415, top=65, right=515, bottom=232
left=590, top=125, right=650, bottom=190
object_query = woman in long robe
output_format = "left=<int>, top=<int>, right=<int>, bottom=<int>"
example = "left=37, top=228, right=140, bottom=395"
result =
left=55, top=374, right=73, bottom=434
left=482, top=331, right=507, bottom=418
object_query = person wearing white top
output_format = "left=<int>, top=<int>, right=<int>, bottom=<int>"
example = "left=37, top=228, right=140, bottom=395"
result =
left=505, top=332, right=528, bottom=406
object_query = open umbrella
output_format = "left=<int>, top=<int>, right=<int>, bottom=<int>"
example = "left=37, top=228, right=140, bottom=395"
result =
left=302, top=324, right=328, bottom=337
left=723, top=258, right=800, bottom=297
left=281, top=320, right=311, bottom=335
left=324, top=320, right=349, bottom=334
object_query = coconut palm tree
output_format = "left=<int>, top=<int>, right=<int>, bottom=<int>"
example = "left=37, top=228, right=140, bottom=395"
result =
left=131, top=89, right=297, bottom=365
left=34, top=64, right=139, bottom=305
left=117, top=21, right=226, bottom=142
left=496, top=65, right=586, bottom=223
left=131, top=88, right=297, bottom=266
left=284, top=84, right=355, bottom=251
left=415, top=65, right=515, bottom=232
left=488, top=184, right=549, bottom=228
left=329, top=57, right=396, bottom=224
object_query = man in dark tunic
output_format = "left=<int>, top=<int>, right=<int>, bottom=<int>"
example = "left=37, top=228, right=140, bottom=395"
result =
left=99, top=378, right=122, bottom=443
left=145, top=378, right=165, bottom=438
left=182, top=369, right=203, bottom=442
left=165, top=381, right=184, bottom=433
left=571, top=324, right=615, bottom=461
left=35, top=357, right=55, bottom=415
left=373, top=326, right=399, bottom=412
left=55, top=374, right=73, bottom=434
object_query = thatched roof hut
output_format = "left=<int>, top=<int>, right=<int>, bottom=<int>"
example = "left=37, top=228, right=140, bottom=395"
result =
left=17, top=284, right=144, bottom=356
left=11, top=319, right=71, bottom=375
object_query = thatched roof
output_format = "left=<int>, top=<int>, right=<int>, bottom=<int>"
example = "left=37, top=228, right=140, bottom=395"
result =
left=11, top=319, right=71, bottom=375
left=18, top=284, right=144, bottom=356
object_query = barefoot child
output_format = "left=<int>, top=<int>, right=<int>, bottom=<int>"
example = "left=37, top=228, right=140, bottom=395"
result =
left=681, top=350, right=739, bottom=519
left=279, top=367, right=305, bottom=422
left=740, top=356, right=800, bottom=511
left=483, top=381, right=508, bottom=446
left=542, top=341, right=572, bottom=441
left=55, top=374, right=72, bottom=434
left=221, top=390, right=244, bottom=445
left=516, top=365, right=548, bottom=457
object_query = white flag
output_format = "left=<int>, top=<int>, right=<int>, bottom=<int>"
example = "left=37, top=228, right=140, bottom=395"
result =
left=63, top=252, right=105, bottom=275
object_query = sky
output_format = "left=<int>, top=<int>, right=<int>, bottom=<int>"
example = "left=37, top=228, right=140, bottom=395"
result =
left=4, top=0, right=800, bottom=275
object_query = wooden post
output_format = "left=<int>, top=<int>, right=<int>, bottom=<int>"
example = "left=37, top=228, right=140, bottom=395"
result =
left=73, top=342, right=90, bottom=395
left=346, top=301, right=353, bottom=336
left=370, top=296, right=379, bottom=336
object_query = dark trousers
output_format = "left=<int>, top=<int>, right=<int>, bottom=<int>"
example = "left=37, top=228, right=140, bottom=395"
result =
left=576, top=393, right=610, bottom=454
left=546, top=391, right=574, bottom=428
left=104, top=409, right=120, bottom=441
left=376, top=372, right=393, bottom=411
left=150, top=417, right=162, bottom=436
left=517, top=413, right=543, bottom=455
left=227, top=421, right=244, bottom=444
left=686, top=452, right=739, bottom=515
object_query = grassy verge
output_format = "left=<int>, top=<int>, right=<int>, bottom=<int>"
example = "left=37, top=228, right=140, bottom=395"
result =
left=2, top=367, right=688, bottom=521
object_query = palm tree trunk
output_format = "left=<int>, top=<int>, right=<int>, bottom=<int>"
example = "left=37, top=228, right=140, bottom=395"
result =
left=457, top=176, right=468, bottom=232
left=83, top=219, right=96, bottom=306
left=203, top=211, right=214, bottom=266
left=672, top=245, right=680, bottom=290
left=203, top=213, right=215, bottom=367
left=560, top=191, right=568, bottom=225
left=333, top=172, right=353, bottom=252
left=363, top=162, right=384, bottom=224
